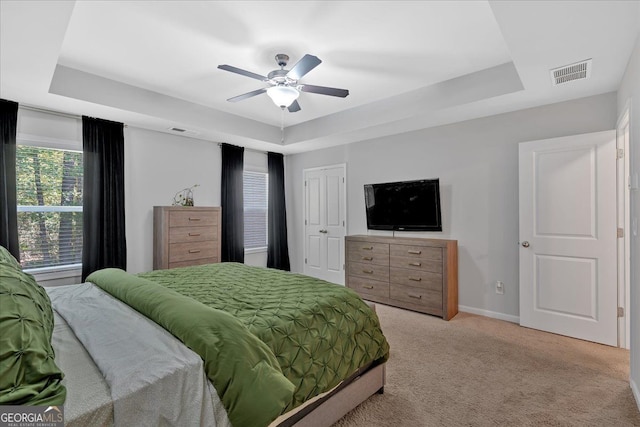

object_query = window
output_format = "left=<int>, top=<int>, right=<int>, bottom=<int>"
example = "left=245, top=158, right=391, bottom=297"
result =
left=16, top=145, right=83, bottom=270
left=243, top=171, right=268, bottom=251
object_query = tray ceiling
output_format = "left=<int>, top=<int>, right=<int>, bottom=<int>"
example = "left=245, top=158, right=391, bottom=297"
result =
left=1, top=1, right=638, bottom=153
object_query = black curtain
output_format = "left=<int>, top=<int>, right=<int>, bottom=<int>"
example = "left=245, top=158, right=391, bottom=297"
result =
left=82, top=116, right=126, bottom=281
left=267, top=152, right=290, bottom=271
left=0, top=99, right=19, bottom=261
left=221, top=143, right=244, bottom=263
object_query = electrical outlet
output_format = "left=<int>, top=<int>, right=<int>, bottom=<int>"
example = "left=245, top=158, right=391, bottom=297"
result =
left=495, top=281, right=504, bottom=295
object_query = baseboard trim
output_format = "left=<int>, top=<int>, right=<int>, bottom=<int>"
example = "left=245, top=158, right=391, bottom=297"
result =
left=631, top=377, right=640, bottom=412
left=458, top=305, right=520, bottom=324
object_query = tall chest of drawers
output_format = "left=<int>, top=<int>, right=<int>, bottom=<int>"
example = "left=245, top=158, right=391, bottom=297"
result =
left=346, top=235, right=458, bottom=320
left=153, top=206, right=221, bottom=270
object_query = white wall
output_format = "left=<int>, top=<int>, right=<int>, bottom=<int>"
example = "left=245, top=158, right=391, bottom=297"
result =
left=125, top=127, right=221, bottom=273
left=618, top=31, right=640, bottom=410
left=286, top=92, right=617, bottom=320
left=125, top=130, right=268, bottom=271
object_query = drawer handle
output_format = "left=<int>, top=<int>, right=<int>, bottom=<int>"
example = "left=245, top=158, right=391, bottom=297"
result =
left=362, top=246, right=373, bottom=250
left=362, top=256, right=373, bottom=261
left=363, top=285, right=374, bottom=290
left=409, top=277, right=422, bottom=282
left=362, top=270, right=374, bottom=274
left=408, top=293, right=422, bottom=300
left=188, top=249, right=201, bottom=254
left=409, top=262, right=422, bottom=267
left=408, top=250, right=422, bottom=255
left=188, top=233, right=201, bottom=237
left=189, top=217, right=201, bottom=221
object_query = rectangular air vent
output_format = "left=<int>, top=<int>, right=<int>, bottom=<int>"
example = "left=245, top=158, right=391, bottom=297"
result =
left=167, top=127, right=200, bottom=137
left=550, top=59, right=592, bottom=86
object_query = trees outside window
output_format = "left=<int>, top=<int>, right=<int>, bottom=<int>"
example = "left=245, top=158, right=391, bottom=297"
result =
left=16, top=145, right=83, bottom=269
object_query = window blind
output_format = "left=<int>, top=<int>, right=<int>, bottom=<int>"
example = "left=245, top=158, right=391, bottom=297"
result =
left=243, top=171, right=268, bottom=250
left=16, top=145, right=83, bottom=269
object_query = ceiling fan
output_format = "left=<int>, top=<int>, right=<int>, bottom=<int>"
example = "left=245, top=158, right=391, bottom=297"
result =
left=218, top=54, right=349, bottom=112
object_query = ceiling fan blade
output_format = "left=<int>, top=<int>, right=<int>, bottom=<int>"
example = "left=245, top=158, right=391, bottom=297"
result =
left=218, top=64, right=268, bottom=81
left=300, top=84, right=349, bottom=98
left=227, top=88, right=266, bottom=102
left=287, top=100, right=301, bottom=113
left=287, top=54, right=322, bottom=80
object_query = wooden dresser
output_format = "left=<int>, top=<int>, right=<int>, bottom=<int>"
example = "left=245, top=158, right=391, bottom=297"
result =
left=345, top=235, right=458, bottom=320
left=153, top=206, right=221, bottom=269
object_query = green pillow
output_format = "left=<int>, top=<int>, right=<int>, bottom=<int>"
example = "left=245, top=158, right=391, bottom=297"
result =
left=0, top=262, right=66, bottom=405
left=0, top=245, right=21, bottom=271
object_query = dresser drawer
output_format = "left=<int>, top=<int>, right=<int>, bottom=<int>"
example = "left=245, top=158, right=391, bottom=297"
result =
left=347, top=276, right=389, bottom=298
left=169, top=226, right=217, bottom=243
left=154, top=206, right=221, bottom=270
left=348, top=261, right=389, bottom=281
left=390, top=267, right=442, bottom=290
left=390, top=244, right=442, bottom=261
left=390, top=256, right=443, bottom=273
left=347, top=241, right=389, bottom=265
left=169, top=210, right=218, bottom=228
left=390, top=283, right=442, bottom=311
left=169, top=241, right=217, bottom=263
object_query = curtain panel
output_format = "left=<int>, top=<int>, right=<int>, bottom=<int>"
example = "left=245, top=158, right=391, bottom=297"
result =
left=82, top=116, right=126, bottom=281
left=0, top=99, right=19, bottom=260
left=220, top=143, right=244, bottom=263
left=267, top=152, right=290, bottom=271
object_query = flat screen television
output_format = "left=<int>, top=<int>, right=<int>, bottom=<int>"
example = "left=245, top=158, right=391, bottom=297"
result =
left=364, top=179, right=442, bottom=231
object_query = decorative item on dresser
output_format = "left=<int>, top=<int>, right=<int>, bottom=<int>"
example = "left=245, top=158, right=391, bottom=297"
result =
left=172, top=184, right=200, bottom=206
left=153, top=206, right=221, bottom=269
left=346, top=235, right=458, bottom=320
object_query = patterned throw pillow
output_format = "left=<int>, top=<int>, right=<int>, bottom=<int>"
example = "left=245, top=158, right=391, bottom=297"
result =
left=0, top=245, right=21, bottom=271
left=0, top=261, right=66, bottom=405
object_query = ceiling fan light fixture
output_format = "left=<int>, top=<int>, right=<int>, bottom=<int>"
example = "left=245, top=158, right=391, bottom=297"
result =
left=267, top=86, right=299, bottom=108
left=219, top=53, right=347, bottom=112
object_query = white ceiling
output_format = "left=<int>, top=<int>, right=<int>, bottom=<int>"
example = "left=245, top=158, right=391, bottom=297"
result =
left=1, top=1, right=639, bottom=154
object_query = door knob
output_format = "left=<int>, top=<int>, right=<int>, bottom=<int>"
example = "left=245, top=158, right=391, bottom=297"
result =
left=319, top=229, right=328, bottom=234
left=521, top=241, right=530, bottom=248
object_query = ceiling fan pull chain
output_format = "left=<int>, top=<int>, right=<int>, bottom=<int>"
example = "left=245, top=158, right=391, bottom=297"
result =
left=281, top=108, right=285, bottom=144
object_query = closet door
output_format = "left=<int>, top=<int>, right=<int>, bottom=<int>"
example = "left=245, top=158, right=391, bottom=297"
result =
left=303, top=165, right=346, bottom=284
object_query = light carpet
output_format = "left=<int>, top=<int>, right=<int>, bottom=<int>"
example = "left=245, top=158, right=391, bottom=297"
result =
left=335, top=305, right=640, bottom=426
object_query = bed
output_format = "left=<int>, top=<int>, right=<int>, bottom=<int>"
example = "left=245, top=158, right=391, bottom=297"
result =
left=0, top=249, right=389, bottom=427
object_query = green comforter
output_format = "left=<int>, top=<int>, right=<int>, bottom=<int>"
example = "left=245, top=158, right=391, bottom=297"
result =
left=89, top=263, right=389, bottom=427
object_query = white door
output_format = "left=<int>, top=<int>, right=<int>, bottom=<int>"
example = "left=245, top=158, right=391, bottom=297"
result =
left=519, top=130, right=617, bottom=346
left=304, top=165, right=346, bottom=284
left=616, top=109, right=631, bottom=348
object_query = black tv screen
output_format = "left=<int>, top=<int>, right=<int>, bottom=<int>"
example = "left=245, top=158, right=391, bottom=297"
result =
left=364, top=179, right=442, bottom=231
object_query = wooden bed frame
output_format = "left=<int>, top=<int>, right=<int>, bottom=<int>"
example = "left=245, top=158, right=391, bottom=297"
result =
left=286, top=363, right=385, bottom=427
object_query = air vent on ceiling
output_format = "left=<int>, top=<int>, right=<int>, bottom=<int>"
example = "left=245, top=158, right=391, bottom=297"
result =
left=167, top=127, right=200, bottom=137
left=550, top=59, right=592, bottom=86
